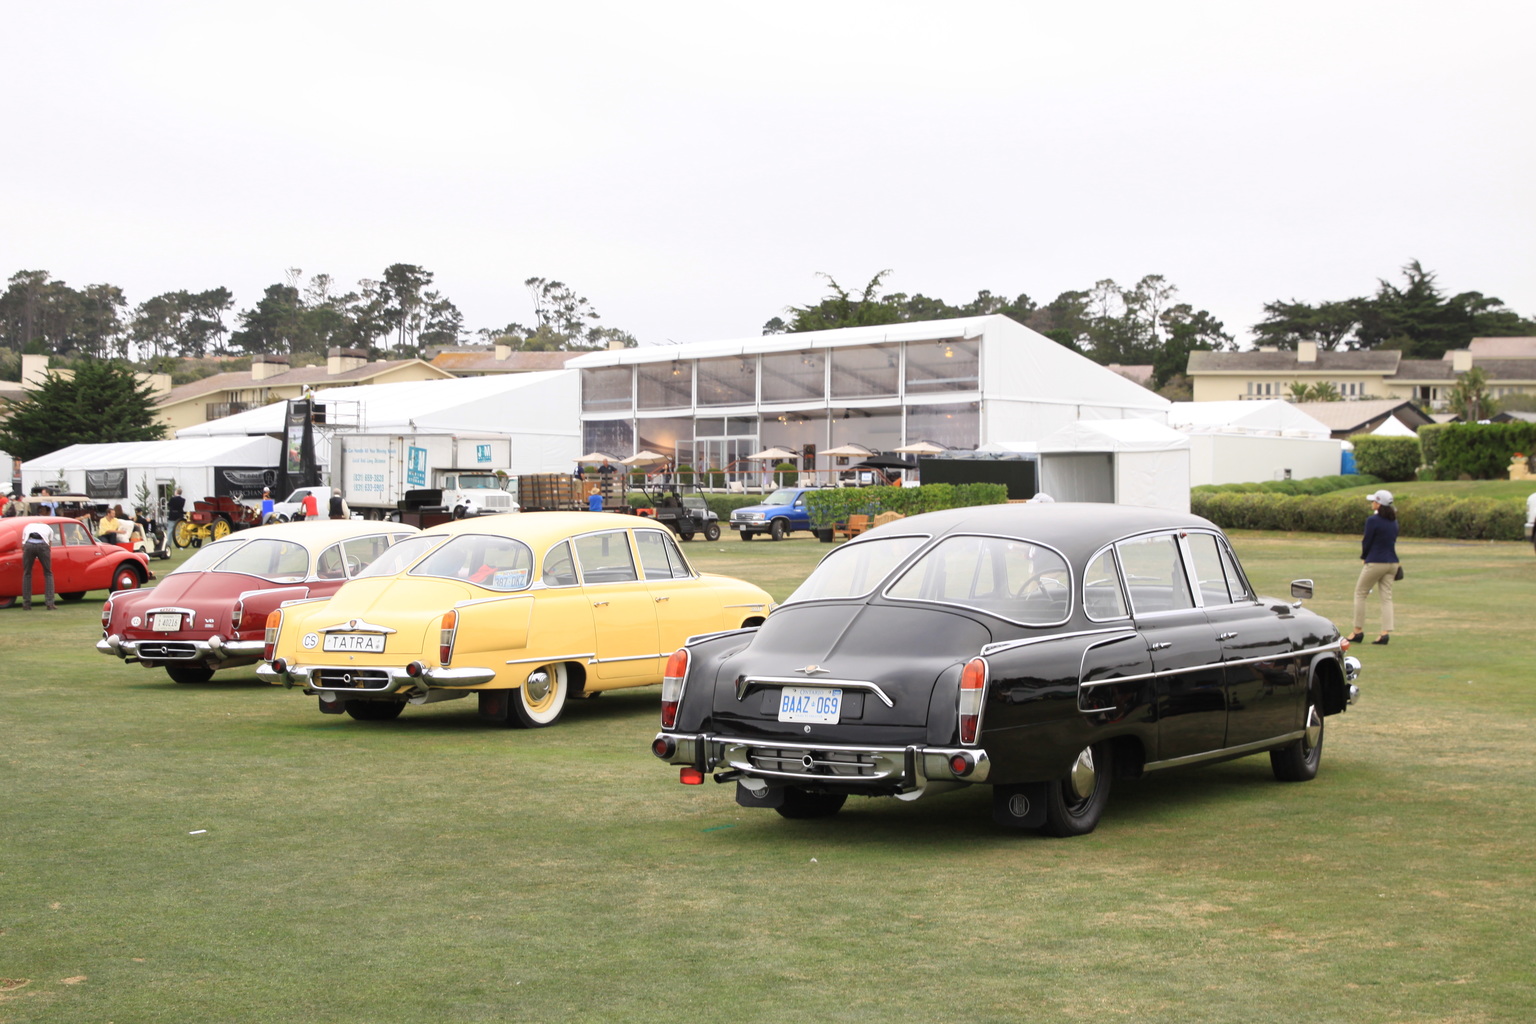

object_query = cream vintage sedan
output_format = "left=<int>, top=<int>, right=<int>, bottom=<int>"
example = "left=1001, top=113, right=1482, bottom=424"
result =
left=258, top=511, right=775, bottom=726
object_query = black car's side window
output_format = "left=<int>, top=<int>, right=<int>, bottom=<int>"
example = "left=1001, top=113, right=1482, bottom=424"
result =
left=1116, top=533, right=1194, bottom=615
left=1185, top=532, right=1234, bottom=606
left=1083, top=548, right=1129, bottom=620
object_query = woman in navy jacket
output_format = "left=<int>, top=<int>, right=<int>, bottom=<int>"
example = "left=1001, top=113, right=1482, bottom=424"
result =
left=1349, top=489, right=1400, bottom=645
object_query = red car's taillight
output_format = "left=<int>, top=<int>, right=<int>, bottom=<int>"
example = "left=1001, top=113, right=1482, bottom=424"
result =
left=100, top=600, right=113, bottom=630
left=660, top=648, right=689, bottom=729
left=439, top=610, right=458, bottom=666
left=263, top=610, right=284, bottom=662
left=231, top=599, right=245, bottom=632
left=958, top=657, right=988, bottom=746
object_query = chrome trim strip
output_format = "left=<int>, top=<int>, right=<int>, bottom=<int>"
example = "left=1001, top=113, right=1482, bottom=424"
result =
left=1144, top=731, right=1304, bottom=771
left=982, top=627, right=1137, bottom=657
left=1077, top=641, right=1344, bottom=689
left=455, top=593, right=534, bottom=609
left=318, top=618, right=397, bottom=635
left=734, top=675, right=895, bottom=708
left=505, top=652, right=594, bottom=666
left=258, top=661, right=497, bottom=692
left=588, top=652, right=665, bottom=664
left=684, top=627, right=758, bottom=646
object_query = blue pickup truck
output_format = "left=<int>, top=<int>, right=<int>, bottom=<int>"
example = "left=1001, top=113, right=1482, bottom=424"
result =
left=728, top=486, right=824, bottom=541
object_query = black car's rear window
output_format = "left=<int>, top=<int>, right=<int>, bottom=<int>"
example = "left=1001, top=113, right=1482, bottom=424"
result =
left=885, top=534, right=1072, bottom=626
left=782, top=535, right=928, bottom=603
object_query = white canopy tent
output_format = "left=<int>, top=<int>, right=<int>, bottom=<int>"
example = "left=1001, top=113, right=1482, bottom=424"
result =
left=21, top=436, right=282, bottom=506
left=177, top=370, right=580, bottom=476
left=1167, top=400, right=1344, bottom=485
left=1034, top=419, right=1191, bottom=512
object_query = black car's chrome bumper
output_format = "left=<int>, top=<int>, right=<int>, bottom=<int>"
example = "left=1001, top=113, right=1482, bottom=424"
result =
left=654, top=731, right=990, bottom=795
left=97, top=634, right=265, bottom=664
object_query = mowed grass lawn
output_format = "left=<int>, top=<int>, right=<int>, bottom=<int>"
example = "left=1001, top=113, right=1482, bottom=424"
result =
left=3, top=527, right=1534, bottom=1023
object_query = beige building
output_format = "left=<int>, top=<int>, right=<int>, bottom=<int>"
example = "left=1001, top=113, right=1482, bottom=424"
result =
left=155, top=347, right=453, bottom=433
left=428, top=345, right=585, bottom=377
left=1188, top=337, right=1536, bottom=411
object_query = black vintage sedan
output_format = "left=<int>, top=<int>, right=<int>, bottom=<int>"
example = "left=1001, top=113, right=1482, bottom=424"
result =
left=651, top=502, right=1361, bottom=836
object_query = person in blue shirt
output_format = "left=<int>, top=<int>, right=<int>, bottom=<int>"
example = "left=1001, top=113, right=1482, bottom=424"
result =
left=1349, top=489, right=1400, bottom=646
left=259, top=488, right=275, bottom=523
left=587, top=485, right=603, bottom=512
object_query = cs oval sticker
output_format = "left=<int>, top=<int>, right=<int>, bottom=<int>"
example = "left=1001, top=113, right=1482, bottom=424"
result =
left=302, top=632, right=319, bottom=649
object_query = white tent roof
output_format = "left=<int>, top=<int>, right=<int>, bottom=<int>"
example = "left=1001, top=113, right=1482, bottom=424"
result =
left=1168, top=400, right=1332, bottom=439
left=1037, top=419, right=1190, bottom=453
left=21, top=435, right=280, bottom=472
left=177, top=370, right=577, bottom=437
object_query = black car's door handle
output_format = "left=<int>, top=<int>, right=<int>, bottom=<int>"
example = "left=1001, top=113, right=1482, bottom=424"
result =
left=1150, top=641, right=1172, bottom=650
left=1218, top=631, right=1238, bottom=640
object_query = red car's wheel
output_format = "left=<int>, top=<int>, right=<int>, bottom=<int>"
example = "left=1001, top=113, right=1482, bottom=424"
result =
left=112, top=565, right=143, bottom=593
left=0, top=596, right=15, bottom=610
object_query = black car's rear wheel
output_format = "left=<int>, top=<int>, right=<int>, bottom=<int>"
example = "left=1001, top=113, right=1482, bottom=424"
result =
left=344, top=699, right=406, bottom=721
left=774, top=788, right=847, bottom=819
left=1271, top=694, right=1325, bottom=781
left=1040, top=742, right=1112, bottom=837
left=166, top=664, right=215, bottom=685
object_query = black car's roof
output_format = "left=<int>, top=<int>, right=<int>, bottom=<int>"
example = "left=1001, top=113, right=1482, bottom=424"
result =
left=858, top=502, right=1220, bottom=561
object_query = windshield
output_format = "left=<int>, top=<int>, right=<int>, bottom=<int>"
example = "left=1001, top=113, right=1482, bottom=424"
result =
left=886, top=534, right=1072, bottom=626
left=760, top=489, right=796, bottom=507
left=168, top=538, right=247, bottom=575
left=351, top=534, right=447, bottom=580
left=783, top=535, right=928, bottom=603
left=281, top=489, right=310, bottom=504
left=205, top=538, right=313, bottom=581
left=456, top=476, right=501, bottom=490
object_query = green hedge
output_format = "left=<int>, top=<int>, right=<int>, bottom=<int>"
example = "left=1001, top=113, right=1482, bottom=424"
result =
left=1349, top=435, right=1421, bottom=482
left=1192, top=474, right=1379, bottom=497
left=1429, top=422, right=1536, bottom=480
left=803, top=483, right=1008, bottom=527
left=1192, top=491, right=1525, bottom=541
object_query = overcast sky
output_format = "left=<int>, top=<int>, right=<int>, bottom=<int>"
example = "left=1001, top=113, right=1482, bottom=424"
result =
left=3, top=1, right=1532, bottom=351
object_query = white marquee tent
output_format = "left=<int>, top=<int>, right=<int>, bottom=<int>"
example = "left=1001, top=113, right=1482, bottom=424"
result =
left=1035, top=419, right=1191, bottom=512
left=1167, top=400, right=1343, bottom=485
left=21, top=435, right=282, bottom=505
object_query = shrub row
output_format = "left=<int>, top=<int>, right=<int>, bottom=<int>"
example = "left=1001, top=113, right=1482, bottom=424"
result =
left=1192, top=474, right=1380, bottom=497
left=804, top=483, right=1008, bottom=527
left=1192, top=491, right=1526, bottom=541
left=1420, top=422, right=1536, bottom=480
left=1350, top=435, right=1421, bottom=482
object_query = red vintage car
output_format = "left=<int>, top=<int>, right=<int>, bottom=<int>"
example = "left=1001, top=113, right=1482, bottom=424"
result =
left=98, top=520, right=417, bottom=684
left=0, top=516, right=153, bottom=609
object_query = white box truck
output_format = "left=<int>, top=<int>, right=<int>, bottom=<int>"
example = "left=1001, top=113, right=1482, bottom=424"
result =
left=334, top=434, right=518, bottom=518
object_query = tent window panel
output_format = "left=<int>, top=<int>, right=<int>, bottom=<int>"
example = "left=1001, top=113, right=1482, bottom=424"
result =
left=905, top=338, right=980, bottom=393
left=761, top=351, right=825, bottom=403
left=582, top=420, right=633, bottom=457
left=830, top=346, right=898, bottom=399
left=904, top=402, right=979, bottom=449
left=637, top=362, right=692, bottom=410
left=697, top=356, right=756, bottom=407
left=582, top=367, right=633, bottom=412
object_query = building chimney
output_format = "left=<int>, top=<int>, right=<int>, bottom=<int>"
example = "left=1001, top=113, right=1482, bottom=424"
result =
left=250, top=354, right=290, bottom=381
left=21, top=354, right=51, bottom=390
left=1297, top=341, right=1318, bottom=363
left=327, top=347, right=369, bottom=374
left=1451, top=349, right=1473, bottom=373
left=494, top=343, right=512, bottom=361
left=608, top=339, right=627, bottom=351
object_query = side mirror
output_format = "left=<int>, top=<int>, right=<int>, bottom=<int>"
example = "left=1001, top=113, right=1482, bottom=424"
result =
left=1290, top=579, right=1314, bottom=601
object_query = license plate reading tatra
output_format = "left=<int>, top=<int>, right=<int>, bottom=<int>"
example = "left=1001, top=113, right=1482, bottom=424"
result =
left=778, top=686, right=843, bottom=724
left=322, top=633, right=386, bottom=653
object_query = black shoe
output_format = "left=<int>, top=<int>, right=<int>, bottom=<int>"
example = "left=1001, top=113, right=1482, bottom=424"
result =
left=1371, top=635, right=1390, bottom=645
left=1346, top=631, right=1364, bottom=643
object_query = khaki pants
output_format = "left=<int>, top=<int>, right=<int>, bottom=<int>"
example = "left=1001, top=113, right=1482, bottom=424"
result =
left=1353, top=562, right=1398, bottom=634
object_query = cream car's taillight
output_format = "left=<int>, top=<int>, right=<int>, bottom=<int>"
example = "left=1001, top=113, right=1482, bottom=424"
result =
left=263, top=610, right=284, bottom=661
left=439, top=610, right=458, bottom=666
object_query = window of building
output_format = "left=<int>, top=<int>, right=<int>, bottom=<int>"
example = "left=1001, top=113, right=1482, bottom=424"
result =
left=582, top=419, right=633, bottom=456
left=905, top=402, right=980, bottom=449
left=696, top=355, right=756, bottom=406
left=830, top=345, right=899, bottom=399
left=637, top=361, right=692, bottom=410
left=905, top=338, right=979, bottom=393
left=761, top=350, right=825, bottom=403
left=581, top=367, right=632, bottom=412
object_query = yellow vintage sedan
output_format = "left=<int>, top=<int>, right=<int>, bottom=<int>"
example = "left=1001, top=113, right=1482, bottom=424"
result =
left=257, top=511, right=774, bottom=726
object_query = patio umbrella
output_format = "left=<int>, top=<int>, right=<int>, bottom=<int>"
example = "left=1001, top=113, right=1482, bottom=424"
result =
left=746, top=446, right=798, bottom=461
left=821, top=442, right=876, bottom=457
left=622, top=450, right=668, bottom=465
left=851, top=455, right=918, bottom=470
left=894, top=440, right=949, bottom=454
left=575, top=451, right=621, bottom=463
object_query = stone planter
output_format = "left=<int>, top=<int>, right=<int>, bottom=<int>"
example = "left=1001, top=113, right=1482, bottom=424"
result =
left=1510, top=459, right=1531, bottom=481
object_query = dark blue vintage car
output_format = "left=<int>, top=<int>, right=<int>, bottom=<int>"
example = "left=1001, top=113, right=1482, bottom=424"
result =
left=652, top=502, right=1361, bottom=836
